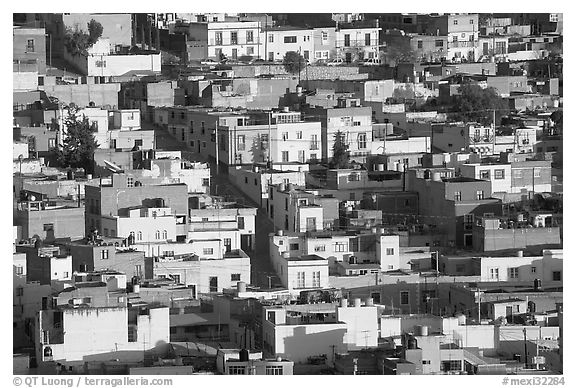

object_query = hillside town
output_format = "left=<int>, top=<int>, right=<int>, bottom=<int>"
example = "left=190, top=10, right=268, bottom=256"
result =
left=13, top=12, right=563, bottom=376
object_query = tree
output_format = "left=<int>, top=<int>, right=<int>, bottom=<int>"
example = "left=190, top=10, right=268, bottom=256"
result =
left=87, top=19, right=103, bottom=45
left=283, top=51, right=306, bottom=74
left=550, top=110, right=562, bottom=135
left=330, top=131, right=350, bottom=169
left=64, top=19, right=103, bottom=56
left=55, top=106, right=99, bottom=174
left=450, top=84, right=508, bottom=126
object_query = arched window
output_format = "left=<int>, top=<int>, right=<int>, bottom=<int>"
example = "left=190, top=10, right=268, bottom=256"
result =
left=137, top=231, right=142, bottom=241
left=162, top=230, right=167, bottom=239
left=155, top=230, right=161, bottom=239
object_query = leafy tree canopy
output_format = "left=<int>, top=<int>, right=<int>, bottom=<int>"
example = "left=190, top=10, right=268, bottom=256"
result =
left=283, top=51, right=306, bottom=74
left=64, top=19, right=103, bottom=56
left=55, top=106, right=99, bottom=174
left=450, top=84, right=508, bottom=126
left=330, top=130, right=350, bottom=169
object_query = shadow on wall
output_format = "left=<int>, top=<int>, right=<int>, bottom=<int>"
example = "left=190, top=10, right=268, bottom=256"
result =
left=282, top=325, right=346, bottom=364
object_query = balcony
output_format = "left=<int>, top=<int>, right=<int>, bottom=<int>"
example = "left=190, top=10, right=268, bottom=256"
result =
left=448, top=41, right=477, bottom=49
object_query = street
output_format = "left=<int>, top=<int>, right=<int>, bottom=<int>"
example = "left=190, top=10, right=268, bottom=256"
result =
left=154, top=128, right=279, bottom=289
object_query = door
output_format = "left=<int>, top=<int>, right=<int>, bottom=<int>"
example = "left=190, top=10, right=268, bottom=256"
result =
left=209, top=277, right=218, bottom=292
left=505, top=305, right=513, bottom=323
left=464, top=234, right=473, bottom=248
left=483, top=42, right=489, bottom=56
left=241, top=234, right=252, bottom=252
left=345, top=52, right=352, bottom=63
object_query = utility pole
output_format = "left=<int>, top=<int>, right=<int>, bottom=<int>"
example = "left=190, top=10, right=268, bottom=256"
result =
left=477, top=287, right=481, bottom=323
left=215, top=119, right=219, bottom=176
left=523, top=327, right=529, bottom=369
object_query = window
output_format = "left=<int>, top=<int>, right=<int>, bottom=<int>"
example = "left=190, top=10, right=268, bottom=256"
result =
left=464, top=214, right=474, bottom=224
left=454, top=191, right=462, bottom=201
left=230, top=31, right=238, bottom=45
left=442, top=360, right=462, bottom=372
left=137, top=231, right=142, bottom=241
left=312, top=271, right=321, bottom=287
left=247, top=46, right=254, bottom=55
left=314, top=245, right=326, bottom=252
left=400, top=291, right=409, bottom=305
left=237, top=216, right=245, bottom=229
left=494, top=169, right=505, bottom=180
left=15, top=266, right=24, bottom=276
left=321, top=31, right=328, bottom=42
left=202, top=178, right=210, bottom=187
left=435, top=39, right=444, bottom=47
left=95, top=60, right=107, bottom=68
left=417, top=40, right=423, bottom=49
left=453, top=19, right=458, bottom=25
left=289, top=243, right=299, bottom=251
left=422, top=360, right=431, bottom=365
left=203, top=248, right=214, bottom=255
left=16, top=287, right=24, bottom=296
left=348, top=173, right=360, bottom=182
left=162, top=230, right=168, bottom=239
left=509, top=268, right=519, bottom=279
left=246, top=31, right=254, bottom=43
left=282, top=132, right=289, bottom=141
left=281, top=151, right=289, bottom=162
left=215, top=32, right=223, bottom=45
left=268, top=34, right=274, bottom=43
left=310, top=134, right=319, bottom=150
left=231, top=273, right=241, bottom=281
left=340, top=116, right=352, bottom=126
left=514, top=170, right=523, bottom=179
left=334, top=242, right=348, bottom=252
left=306, top=217, right=317, bottom=231
left=26, top=39, right=35, bottom=52
left=260, top=134, right=268, bottom=149
left=476, top=190, right=485, bottom=200
left=386, top=248, right=395, bottom=255
left=101, top=250, right=109, bottom=260
left=284, top=36, right=297, bottom=43
left=298, top=150, right=305, bottom=163
left=344, top=34, right=350, bottom=47
left=228, top=366, right=245, bottom=375
left=480, top=170, right=490, bottom=180
left=296, top=131, right=302, bottom=139
left=43, top=223, right=54, bottom=232
left=533, top=168, right=541, bottom=178
left=365, top=33, right=371, bottom=46
left=531, top=266, right=536, bottom=273
left=266, top=366, right=283, bottom=375
left=297, top=272, right=305, bottom=288
left=489, top=268, right=499, bottom=280
left=552, top=271, right=561, bottom=281
left=358, top=133, right=367, bottom=149
left=127, top=177, right=134, bottom=187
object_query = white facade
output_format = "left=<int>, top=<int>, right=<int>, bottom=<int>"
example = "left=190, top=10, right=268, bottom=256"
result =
left=37, top=305, right=169, bottom=364
left=336, top=304, right=379, bottom=349
left=269, top=237, right=329, bottom=290
left=479, top=250, right=562, bottom=283
left=262, top=28, right=315, bottom=62
left=262, top=306, right=347, bottom=363
left=460, top=163, right=512, bottom=195
left=335, top=27, right=381, bottom=61
left=152, top=256, right=251, bottom=293
left=111, top=109, right=141, bottom=131
left=101, top=207, right=177, bottom=242
left=376, top=235, right=401, bottom=271
left=208, top=21, right=263, bottom=59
